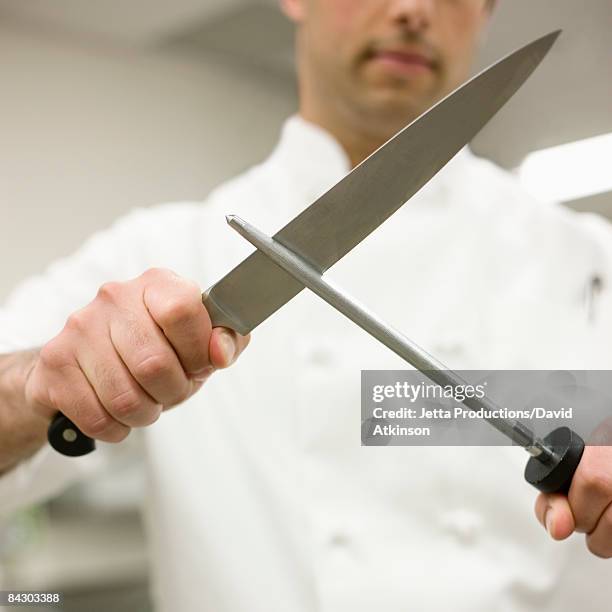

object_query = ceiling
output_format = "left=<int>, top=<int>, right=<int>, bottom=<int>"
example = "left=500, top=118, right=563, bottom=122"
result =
left=1, top=0, right=610, bottom=184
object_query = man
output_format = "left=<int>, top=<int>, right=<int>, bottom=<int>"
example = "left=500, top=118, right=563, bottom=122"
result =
left=1, top=1, right=611, bottom=610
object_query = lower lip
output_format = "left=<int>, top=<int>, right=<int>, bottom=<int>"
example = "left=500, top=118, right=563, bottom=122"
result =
left=370, top=53, right=433, bottom=76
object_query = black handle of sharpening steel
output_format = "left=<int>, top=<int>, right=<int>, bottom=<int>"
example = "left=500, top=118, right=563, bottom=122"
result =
left=48, top=413, right=96, bottom=457
left=524, top=427, right=585, bottom=494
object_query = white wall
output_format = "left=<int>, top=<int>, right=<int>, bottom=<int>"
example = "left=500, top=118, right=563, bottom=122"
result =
left=0, top=22, right=296, bottom=300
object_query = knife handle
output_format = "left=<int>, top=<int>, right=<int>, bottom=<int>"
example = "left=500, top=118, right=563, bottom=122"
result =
left=48, top=412, right=96, bottom=457
left=524, top=427, right=585, bottom=493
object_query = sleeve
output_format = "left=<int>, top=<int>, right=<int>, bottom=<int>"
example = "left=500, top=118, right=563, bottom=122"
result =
left=0, top=206, right=161, bottom=518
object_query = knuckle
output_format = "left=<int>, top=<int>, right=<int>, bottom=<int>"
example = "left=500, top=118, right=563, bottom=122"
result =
left=182, top=277, right=202, bottom=297
left=580, top=464, right=612, bottom=495
left=81, top=412, right=118, bottom=439
left=142, top=267, right=173, bottom=283
left=65, top=308, right=90, bottom=334
left=159, top=296, right=200, bottom=327
left=107, top=388, right=143, bottom=420
left=38, top=339, right=71, bottom=370
left=97, top=281, right=123, bottom=303
left=133, top=353, right=174, bottom=383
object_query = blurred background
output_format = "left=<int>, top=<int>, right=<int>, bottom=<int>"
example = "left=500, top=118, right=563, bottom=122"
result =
left=0, top=0, right=610, bottom=610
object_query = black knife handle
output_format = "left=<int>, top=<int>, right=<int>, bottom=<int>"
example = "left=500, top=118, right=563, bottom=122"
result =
left=48, top=413, right=96, bottom=457
left=524, top=427, right=585, bottom=494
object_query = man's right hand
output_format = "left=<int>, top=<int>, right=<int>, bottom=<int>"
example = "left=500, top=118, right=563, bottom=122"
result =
left=24, top=268, right=250, bottom=444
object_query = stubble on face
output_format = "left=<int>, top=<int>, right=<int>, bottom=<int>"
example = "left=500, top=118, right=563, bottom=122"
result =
left=295, top=0, right=489, bottom=162
left=348, top=29, right=447, bottom=132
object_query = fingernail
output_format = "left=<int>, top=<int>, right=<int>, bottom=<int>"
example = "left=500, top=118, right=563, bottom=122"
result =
left=192, top=366, right=215, bottom=382
left=218, top=331, right=237, bottom=365
left=545, top=506, right=554, bottom=536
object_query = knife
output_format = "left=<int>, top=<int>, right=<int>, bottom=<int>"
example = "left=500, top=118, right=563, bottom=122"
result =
left=49, top=32, right=579, bottom=491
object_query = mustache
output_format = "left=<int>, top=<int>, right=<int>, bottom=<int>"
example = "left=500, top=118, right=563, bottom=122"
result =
left=360, top=32, right=442, bottom=70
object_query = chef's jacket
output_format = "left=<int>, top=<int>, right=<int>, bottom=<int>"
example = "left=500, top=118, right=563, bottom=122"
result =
left=2, top=116, right=612, bottom=612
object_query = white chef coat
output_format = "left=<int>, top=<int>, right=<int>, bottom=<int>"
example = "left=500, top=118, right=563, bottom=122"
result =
left=2, top=116, right=612, bottom=612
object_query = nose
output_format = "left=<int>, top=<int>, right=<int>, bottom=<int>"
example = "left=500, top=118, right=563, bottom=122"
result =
left=388, top=0, right=434, bottom=32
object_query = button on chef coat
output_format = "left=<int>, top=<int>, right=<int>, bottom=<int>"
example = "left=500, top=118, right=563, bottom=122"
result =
left=2, top=116, right=612, bottom=612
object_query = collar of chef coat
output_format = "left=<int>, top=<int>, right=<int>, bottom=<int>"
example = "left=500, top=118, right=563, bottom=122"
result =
left=267, top=114, right=466, bottom=216
left=268, top=115, right=351, bottom=205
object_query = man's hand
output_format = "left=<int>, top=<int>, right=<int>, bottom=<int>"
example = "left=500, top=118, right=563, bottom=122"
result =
left=535, top=445, right=612, bottom=558
left=24, top=268, right=250, bottom=444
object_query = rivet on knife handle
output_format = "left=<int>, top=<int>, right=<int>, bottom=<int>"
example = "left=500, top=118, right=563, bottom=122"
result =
left=48, top=413, right=96, bottom=457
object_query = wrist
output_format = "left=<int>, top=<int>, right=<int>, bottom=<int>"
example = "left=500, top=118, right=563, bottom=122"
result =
left=0, top=350, right=48, bottom=473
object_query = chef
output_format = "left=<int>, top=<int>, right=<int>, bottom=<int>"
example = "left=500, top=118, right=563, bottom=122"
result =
left=1, top=1, right=612, bottom=610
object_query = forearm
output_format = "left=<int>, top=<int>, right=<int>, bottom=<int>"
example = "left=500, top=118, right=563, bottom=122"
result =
left=0, top=350, right=48, bottom=474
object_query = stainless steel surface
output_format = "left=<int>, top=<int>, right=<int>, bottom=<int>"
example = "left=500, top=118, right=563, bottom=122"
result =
left=203, top=32, right=560, bottom=335
left=227, top=214, right=559, bottom=463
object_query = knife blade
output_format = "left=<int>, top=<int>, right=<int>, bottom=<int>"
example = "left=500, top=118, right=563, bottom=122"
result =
left=203, top=31, right=561, bottom=336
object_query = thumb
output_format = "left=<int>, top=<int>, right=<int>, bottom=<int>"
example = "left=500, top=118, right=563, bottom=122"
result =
left=535, top=492, right=575, bottom=541
left=209, top=327, right=251, bottom=369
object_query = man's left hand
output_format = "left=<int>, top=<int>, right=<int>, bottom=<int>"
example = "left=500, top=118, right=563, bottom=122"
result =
left=535, top=445, right=612, bottom=558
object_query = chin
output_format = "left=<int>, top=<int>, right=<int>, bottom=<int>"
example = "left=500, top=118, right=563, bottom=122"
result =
left=369, top=92, right=433, bottom=125
left=351, top=94, right=437, bottom=142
